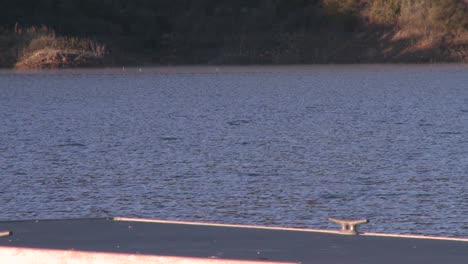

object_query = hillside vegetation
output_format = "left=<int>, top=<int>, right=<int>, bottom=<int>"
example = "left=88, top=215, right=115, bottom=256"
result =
left=1, top=0, right=467, bottom=68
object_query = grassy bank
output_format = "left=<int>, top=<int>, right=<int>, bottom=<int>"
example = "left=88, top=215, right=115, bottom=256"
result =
left=0, top=0, right=467, bottom=69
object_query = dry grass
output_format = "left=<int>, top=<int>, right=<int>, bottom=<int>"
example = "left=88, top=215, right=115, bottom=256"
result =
left=23, top=35, right=106, bottom=58
left=4, top=24, right=106, bottom=69
left=367, top=0, right=468, bottom=62
left=15, top=48, right=104, bottom=69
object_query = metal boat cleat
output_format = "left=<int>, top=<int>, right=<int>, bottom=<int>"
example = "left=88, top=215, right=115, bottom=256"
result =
left=0, top=230, right=12, bottom=237
left=328, top=218, right=368, bottom=235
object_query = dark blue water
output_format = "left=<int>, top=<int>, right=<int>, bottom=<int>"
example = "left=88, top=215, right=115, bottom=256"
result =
left=1, top=65, right=467, bottom=237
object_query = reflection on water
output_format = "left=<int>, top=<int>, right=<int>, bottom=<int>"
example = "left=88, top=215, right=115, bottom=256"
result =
left=0, top=65, right=467, bottom=237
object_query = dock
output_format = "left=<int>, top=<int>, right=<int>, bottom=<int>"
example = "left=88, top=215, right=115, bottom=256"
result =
left=0, top=217, right=467, bottom=263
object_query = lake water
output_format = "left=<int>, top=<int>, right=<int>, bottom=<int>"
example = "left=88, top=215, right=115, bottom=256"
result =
left=1, top=65, right=467, bottom=237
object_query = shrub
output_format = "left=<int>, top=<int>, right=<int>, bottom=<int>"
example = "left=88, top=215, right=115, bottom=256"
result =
left=11, top=25, right=106, bottom=69
left=370, top=0, right=401, bottom=24
left=428, top=0, right=468, bottom=34
left=13, top=25, right=106, bottom=58
left=322, top=0, right=360, bottom=16
left=322, top=0, right=361, bottom=31
left=398, top=0, right=468, bottom=35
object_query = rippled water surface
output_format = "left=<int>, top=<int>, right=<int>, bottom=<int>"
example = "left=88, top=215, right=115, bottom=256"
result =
left=1, top=65, right=467, bottom=237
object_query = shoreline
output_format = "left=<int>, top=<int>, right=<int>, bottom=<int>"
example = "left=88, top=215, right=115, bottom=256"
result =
left=2, top=62, right=467, bottom=72
left=4, top=50, right=466, bottom=70
left=2, top=27, right=467, bottom=70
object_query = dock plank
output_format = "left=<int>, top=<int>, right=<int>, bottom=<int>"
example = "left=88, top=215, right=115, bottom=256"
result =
left=0, top=218, right=467, bottom=263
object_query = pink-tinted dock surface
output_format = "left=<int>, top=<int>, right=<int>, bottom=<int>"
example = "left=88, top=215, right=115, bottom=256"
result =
left=0, top=217, right=467, bottom=264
